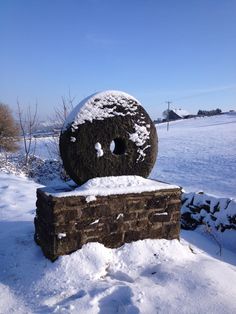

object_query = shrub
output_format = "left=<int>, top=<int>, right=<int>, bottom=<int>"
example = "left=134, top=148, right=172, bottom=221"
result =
left=0, top=103, right=20, bottom=152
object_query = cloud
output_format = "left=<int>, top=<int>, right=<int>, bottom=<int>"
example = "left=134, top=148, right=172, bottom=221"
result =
left=172, top=84, right=236, bottom=101
left=188, top=84, right=236, bottom=94
left=138, top=84, right=236, bottom=102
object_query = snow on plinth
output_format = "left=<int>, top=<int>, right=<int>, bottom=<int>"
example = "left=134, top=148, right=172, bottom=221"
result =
left=43, top=175, right=180, bottom=198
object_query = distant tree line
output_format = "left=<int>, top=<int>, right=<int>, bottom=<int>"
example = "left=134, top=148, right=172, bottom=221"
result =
left=154, top=107, right=223, bottom=124
left=197, top=108, right=222, bottom=116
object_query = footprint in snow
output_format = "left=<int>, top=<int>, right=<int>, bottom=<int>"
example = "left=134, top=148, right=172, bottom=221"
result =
left=54, top=290, right=87, bottom=307
left=107, top=271, right=134, bottom=283
left=42, top=290, right=87, bottom=309
left=0, top=185, right=9, bottom=189
left=140, top=265, right=172, bottom=284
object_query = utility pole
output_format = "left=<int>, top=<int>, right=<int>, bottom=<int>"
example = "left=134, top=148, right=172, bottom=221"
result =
left=166, top=101, right=172, bottom=131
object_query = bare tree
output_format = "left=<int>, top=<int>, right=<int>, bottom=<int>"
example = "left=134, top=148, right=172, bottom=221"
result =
left=54, top=92, right=75, bottom=129
left=17, top=100, right=38, bottom=165
left=46, top=91, right=76, bottom=160
left=0, top=103, right=20, bottom=155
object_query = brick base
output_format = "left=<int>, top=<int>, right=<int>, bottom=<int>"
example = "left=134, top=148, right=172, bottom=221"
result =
left=34, top=182, right=181, bottom=261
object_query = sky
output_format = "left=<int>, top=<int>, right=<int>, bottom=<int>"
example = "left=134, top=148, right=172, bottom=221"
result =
left=0, top=0, right=236, bottom=120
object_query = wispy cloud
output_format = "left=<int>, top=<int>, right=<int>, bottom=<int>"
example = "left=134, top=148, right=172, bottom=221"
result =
left=184, top=84, right=236, bottom=94
left=172, top=84, right=236, bottom=101
left=139, top=84, right=236, bottom=102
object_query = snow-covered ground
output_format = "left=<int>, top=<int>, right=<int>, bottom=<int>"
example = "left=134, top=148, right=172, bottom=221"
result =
left=0, top=173, right=236, bottom=314
left=1, top=113, right=236, bottom=313
left=151, top=112, right=236, bottom=198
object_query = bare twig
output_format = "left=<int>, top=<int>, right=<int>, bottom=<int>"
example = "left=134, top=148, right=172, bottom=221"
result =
left=17, top=100, right=38, bottom=165
left=203, top=223, right=222, bottom=256
left=46, top=91, right=76, bottom=160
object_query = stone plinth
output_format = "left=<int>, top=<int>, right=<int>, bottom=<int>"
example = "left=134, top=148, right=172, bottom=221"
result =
left=34, top=177, right=181, bottom=261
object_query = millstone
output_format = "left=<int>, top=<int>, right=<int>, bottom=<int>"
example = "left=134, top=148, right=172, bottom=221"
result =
left=59, top=90, right=158, bottom=185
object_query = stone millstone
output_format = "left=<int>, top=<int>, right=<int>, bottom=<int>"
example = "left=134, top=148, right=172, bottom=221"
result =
left=60, top=90, right=158, bottom=185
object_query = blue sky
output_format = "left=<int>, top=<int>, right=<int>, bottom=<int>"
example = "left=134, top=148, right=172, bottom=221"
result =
left=0, top=0, right=235, bottom=119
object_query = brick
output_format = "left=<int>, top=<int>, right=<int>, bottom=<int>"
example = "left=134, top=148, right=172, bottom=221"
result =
left=126, top=199, right=145, bottom=211
left=129, top=219, right=148, bottom=230
left=170, top=211, right=181, bottom=222
left=146, top=196, right=168, bottom=210
left=148, top=211, right=170, bottom=223
left=136, top=211, right=148, bottom=219
left=148, top=226, right=164, bottom=239
left=102, top=233, right=124, bottom=248
left=124, top=230, right=141, bottom=242
left=123, top=212, right=137, bottom=221
left=162, top=222, right=180, bottom=239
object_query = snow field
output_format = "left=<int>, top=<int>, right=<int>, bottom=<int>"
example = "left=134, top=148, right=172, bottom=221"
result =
left=0, top=173, right=236, bottom=313
left=151, top=113, right=236, bottom=198
left=1, top=113, right=236, bottom=313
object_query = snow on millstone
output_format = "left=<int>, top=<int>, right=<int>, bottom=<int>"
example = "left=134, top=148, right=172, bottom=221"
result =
left=63, top=91, right=140, bottom=128
left=59, top=90, right=158, bottom=185
left=94, top=142, right=104, bottom=158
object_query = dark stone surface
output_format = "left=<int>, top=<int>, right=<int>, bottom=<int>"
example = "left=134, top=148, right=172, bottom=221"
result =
left=35, top=185, right=181, bottom=261
left=59, top=92, right=158, bottom=185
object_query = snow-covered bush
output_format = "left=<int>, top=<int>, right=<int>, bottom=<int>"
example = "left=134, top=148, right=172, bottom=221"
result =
left=0, top=153, right=69, bottom=185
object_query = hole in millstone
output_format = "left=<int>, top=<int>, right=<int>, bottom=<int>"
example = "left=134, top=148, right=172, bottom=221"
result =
left=110, top=138, right=126, bottom=155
